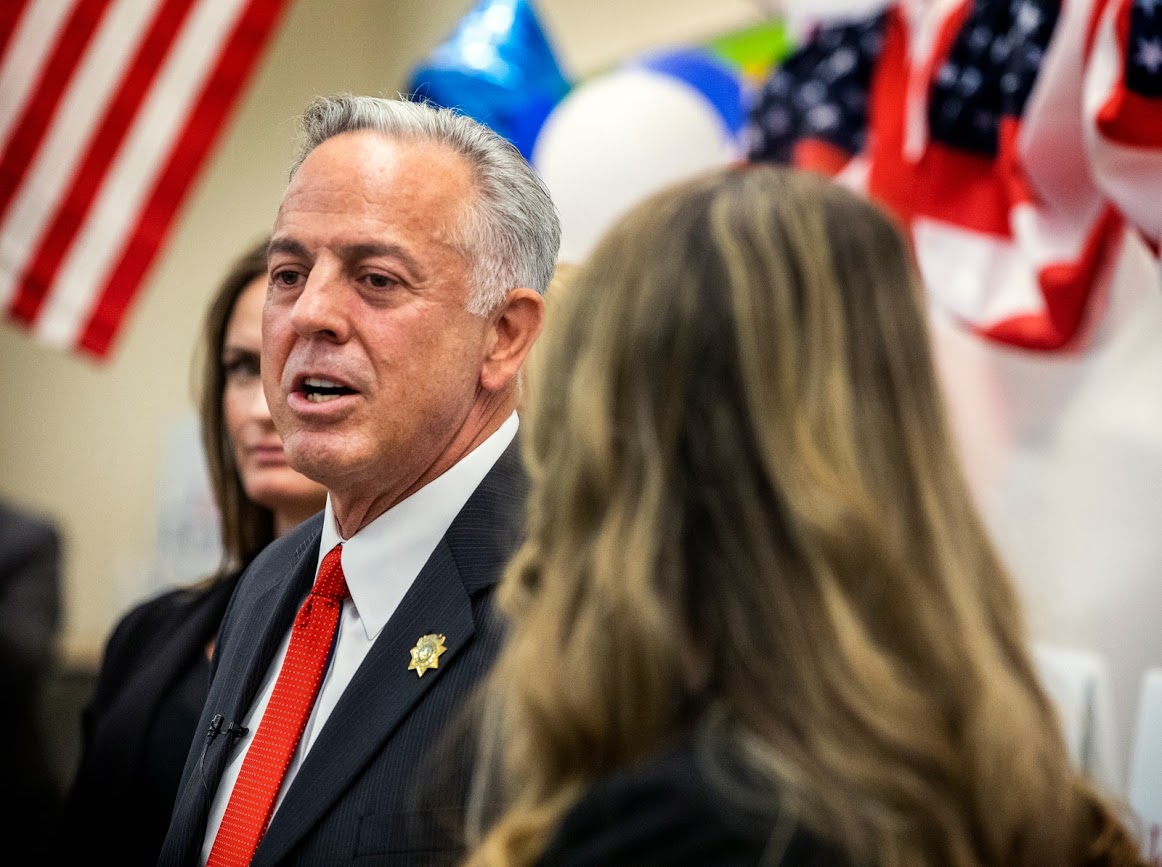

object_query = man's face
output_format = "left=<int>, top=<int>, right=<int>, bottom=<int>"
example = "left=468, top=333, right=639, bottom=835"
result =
left=263, top=131, right=492, bottom=501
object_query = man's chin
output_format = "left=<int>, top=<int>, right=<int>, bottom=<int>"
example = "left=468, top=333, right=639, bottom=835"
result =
left=280, top=437, right=357, bottom=491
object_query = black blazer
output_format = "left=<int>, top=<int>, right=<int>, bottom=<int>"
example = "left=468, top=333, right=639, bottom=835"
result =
left=160, top=440, right=527, bottom=866
left=57, top=574, right=238, bottom=865
left=539, top=738, right=843, bottom=866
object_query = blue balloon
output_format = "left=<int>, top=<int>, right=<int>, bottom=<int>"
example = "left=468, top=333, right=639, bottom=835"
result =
left=407, top=0, right=570, bottom=160
left=633, top=48, right=745, bottom=136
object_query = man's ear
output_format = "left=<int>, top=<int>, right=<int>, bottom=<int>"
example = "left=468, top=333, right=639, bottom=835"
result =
left=480, top=288, right=545, bottom=392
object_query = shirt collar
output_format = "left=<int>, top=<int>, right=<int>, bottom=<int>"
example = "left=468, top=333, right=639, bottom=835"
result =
left=317, top=413, right=519, bottom=640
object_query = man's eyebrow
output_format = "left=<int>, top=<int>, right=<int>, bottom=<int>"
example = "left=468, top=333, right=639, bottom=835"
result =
left=339, top=242, right=426, bottom=280
left=267, top=239, right=428, bottom=281
left=268, top=237, right=309, bottom=260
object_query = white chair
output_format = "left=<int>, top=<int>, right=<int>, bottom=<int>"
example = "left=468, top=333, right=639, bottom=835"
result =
left=1128, top=668, right=1162, bottom=862
left=1030, top=643, right=1122, bottom=794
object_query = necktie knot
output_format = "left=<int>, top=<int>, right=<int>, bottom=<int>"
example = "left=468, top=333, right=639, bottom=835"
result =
left=313, top=544, right=349, bottom=600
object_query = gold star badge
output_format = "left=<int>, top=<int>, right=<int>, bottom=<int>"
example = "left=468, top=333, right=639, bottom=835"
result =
left=408, top=634, right=447, bottom=677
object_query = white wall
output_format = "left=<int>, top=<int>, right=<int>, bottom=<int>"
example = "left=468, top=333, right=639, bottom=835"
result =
left=933, top=236, right=1162, bottom=787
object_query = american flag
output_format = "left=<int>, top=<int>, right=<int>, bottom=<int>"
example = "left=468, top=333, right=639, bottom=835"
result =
left=748, top=0, right=1162, bottom=352
left=0, top=0, right=289, bottom=360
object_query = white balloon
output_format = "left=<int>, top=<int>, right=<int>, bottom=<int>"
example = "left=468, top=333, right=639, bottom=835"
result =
left=532, top=67, right=739, bottom=264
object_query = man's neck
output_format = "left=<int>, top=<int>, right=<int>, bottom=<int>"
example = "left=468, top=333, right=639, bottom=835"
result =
left=329, top=391, right=517, bottom=538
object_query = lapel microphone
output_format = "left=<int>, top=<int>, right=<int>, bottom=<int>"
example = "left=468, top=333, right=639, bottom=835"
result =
left=207, top=713, right=250, bottom=741
left=198, top=714, right=251, bottom=792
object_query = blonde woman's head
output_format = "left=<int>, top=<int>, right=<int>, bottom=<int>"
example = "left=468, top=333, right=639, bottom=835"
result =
left=470, top=165, right=1141, bottom=867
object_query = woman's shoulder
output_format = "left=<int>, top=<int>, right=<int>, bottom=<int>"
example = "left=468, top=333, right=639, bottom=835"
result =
left=79, top=572, right=238, bottom=732
left=100, top=573, right=238, bottom=669
left=539, top=737, right=842, bottom=866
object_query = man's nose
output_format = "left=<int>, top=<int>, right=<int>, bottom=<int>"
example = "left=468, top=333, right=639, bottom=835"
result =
left=290, top=267, right=350, bottom=342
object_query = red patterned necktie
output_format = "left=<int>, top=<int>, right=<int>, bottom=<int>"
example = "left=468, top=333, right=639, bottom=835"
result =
left=207, top=543, right=349, bottom=866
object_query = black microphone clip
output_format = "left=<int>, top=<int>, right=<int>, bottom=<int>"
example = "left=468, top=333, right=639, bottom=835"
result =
left=206, top=713, right=247, bottom=743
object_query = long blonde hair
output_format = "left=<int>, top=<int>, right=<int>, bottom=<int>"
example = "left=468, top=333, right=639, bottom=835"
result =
left=468, top=166, right=1140, bottom=865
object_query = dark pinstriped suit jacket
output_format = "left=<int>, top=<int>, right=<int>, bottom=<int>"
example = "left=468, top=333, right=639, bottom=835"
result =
left=159, top=440, right=526, bottom=866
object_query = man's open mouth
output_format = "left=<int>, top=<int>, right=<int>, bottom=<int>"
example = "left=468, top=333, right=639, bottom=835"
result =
left=300, top=377, right=357, bottom=403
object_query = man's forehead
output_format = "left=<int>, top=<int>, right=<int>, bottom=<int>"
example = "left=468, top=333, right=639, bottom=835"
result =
left=292, top=130, right=470, bottom=187
left=277, top=132, right=474, bottom=221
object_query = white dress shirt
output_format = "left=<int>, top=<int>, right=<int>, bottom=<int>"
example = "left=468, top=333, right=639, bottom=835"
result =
left=201, top=413, right=518, bottom=863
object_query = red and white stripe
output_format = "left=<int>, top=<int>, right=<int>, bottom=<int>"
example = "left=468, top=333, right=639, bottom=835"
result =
left=0, top=0, right=289, bottom=359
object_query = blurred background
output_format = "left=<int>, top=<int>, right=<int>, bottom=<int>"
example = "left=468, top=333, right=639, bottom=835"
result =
left=0, top=0, right=1158, bottom=840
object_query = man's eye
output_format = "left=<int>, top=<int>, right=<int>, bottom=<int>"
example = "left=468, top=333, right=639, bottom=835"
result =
left=365, top=273, right=396, bottom=289
left=271, top=269, right=301, bottom=287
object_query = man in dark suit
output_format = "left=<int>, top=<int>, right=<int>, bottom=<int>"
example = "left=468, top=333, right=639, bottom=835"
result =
left=160, top=94, right=558, bottom=866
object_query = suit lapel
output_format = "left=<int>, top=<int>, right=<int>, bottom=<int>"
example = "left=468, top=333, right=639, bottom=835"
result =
left=254, top=439, right=526, bottom=864
left=214, top=532, right=320, bottom=730
left=257, top=539, right=476, bottom=863
left=166, top=521, right=322, bottom=866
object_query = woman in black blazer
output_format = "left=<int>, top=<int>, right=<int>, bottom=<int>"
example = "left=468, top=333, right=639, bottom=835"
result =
left=466, top=167, right=1143, bottom=866
left=57, top=240, right=325, bottom=866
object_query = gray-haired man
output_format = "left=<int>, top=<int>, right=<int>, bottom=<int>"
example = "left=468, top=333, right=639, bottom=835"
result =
left=161, top=95, right=558, bottom=866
